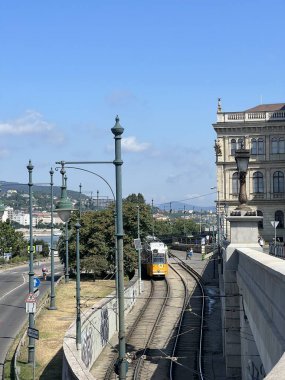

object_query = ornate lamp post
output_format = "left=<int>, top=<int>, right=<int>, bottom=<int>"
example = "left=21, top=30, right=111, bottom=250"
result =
left=75, top=221, right=81, bottom=349
left=137, top=205, right=142, bottom=294
left=49, top=168, right=56, bottom=310
left=27, top=160, right=35, bottom=364
left=55, top=116, right=127, bottom=378
left=151, top=199, right=154, bottom=237
left=211, top=187, right=221, bottom=252
left=111, top=116, right=128, bottom=379
left=55, top=165, right=73, bottom=282
left=235, top=143, right=251, bottom=211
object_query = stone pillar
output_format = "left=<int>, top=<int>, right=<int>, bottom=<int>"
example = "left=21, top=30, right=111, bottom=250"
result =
left=221, top=215, right=262, bottom=379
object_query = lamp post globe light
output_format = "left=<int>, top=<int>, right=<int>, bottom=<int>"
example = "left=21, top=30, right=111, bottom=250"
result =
left=55, top=166, right=73, bottom=283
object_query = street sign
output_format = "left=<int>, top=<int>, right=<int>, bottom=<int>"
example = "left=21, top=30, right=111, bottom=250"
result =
left=27, top=327, right=39, bottom=340
left=34, top=277, right=41, bottom=288
left=26, top=292, right=36, bottom=303
left=26, top=301, right=36, bottom=313
left=34, top=288, right=40, bottom=298
left=36, top=245, right=42, bottom=252
left=134, top=238, right=142, bottom=250
left=271, top=221, right=279, bottom=228
left=25, top=292, right=37, bottom=313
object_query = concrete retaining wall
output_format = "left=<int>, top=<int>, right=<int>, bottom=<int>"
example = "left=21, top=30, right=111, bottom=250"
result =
left=236, top=249, right=285, bottom=377
left=62, top=273, right=141, bottom=380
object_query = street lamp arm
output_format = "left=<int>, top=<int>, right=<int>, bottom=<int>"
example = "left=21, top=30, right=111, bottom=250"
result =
left=55, top=166, right=115, bottom=201
left=56, top=160, right=113, bottom=165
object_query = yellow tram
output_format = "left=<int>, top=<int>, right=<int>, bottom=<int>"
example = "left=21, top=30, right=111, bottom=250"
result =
left=141, top=236, right=169, bottom=277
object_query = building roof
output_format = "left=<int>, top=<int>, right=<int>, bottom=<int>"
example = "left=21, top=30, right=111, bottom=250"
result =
left=245, top=103, right=285, bottom=112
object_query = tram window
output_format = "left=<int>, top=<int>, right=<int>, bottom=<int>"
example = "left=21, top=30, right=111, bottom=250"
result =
left=153, top=257, right=165, bottom=263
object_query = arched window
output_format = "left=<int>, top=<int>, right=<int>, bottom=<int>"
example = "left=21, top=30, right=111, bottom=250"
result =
left=253, top=172, right=264, bottom=193
left=272, top=138, right=278, bottom=154
left=273, top=171, right=284, bottom=193
left=257, top=138, right=264, bottom=154
left=231, top=139, right=236, bottom=155
left=275, top=210, right=284, bottom=229
left=232, top=172, right=239, bottom=194
left=251, top=138, right=257, bottom=155
left=257, top=210, right=263, bottom=229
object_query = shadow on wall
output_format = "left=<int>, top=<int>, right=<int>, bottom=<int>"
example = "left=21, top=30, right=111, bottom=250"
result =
left=39, top=347, right=63, bottom=380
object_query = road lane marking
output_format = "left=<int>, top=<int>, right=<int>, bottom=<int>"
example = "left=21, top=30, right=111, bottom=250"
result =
left=0, top=273, right=27, bottom=301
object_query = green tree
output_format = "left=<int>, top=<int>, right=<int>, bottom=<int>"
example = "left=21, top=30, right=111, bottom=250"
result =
left=0, top=221, right=27, bottom=257
left=81, top=255, right=109, bottom=281
left=58, top=194, right=154, bottom=278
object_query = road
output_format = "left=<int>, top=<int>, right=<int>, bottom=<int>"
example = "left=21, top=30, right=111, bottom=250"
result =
left=0, top=258, right=63, bottom=378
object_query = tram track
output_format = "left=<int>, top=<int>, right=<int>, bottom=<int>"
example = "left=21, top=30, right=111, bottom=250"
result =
left=104, top=278, right=170, bottom=380
left=103, top=253, right=206, bottom=380
left=169, top=255, right=205, bottom=379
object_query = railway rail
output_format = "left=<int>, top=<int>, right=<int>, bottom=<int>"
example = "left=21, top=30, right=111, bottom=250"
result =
left=103, top=253, right=206, bottom=380
left=169, top=254, right=206, bottom=379
left=104, top=278, right=170, bottom=380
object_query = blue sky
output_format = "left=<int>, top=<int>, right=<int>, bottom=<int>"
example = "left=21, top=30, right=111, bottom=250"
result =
left=1, top=0, right=285, bottom=208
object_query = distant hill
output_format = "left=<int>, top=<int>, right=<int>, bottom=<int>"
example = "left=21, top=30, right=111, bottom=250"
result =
left=0, top=181, right=84, bottom=200
left=156, top=201, right=215, bottom=212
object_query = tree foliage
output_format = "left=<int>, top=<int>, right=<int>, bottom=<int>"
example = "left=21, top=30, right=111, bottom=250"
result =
left=0, top=221, right=27, bottom=257
left=154, top=218, right=199, bottom=237
left=58, top=193, right=153, bottom=278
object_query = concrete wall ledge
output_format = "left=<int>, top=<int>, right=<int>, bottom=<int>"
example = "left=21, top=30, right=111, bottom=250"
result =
left=265, top=353, right=285, bottom=379
left=62, top=272, right=141, bottom=380
left=236, top=249, right=285, bottom=375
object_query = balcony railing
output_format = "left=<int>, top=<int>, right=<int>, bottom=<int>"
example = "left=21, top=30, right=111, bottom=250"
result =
left=217, top=110, right=285, bottom=123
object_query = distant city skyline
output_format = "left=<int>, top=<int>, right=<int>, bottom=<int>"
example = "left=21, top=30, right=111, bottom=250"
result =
left=1, top=0, right=284, bottom=207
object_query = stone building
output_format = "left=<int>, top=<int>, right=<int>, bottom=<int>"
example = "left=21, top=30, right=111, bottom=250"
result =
left=212, top=100, right=285, bottom=243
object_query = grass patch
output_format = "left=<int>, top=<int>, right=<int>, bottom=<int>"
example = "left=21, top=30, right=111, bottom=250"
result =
left=14, top=279, right=115, bottom=379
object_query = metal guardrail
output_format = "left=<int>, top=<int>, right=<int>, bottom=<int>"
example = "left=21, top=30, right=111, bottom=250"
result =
left=269, top=243, right=285, bottom=259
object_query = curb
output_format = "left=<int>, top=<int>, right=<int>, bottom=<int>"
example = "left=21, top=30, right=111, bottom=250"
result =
left=11, top=275, right=64, bottom=380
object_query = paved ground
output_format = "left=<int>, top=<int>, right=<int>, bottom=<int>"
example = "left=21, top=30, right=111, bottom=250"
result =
left=0, top=258, right=63, bottom=379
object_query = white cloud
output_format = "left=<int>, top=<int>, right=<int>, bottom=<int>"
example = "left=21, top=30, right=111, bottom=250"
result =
left=0, top=110, right=65, bottom=143
left=122, top=136, right=151, bottom=153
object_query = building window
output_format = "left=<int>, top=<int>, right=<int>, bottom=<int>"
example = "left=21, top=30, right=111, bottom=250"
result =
left=253, top=171, right=264, bottom=193
left=232, top=172, right=239, bottom=194
left=271, top=137, right=285, bottom=154
left=251, top=138, right=257, bottom=155
left=275, top=210, right=284, bottom=229
left=231, top=139, right=236, bottom=155
left=251, top=138, right=264, bottom=155
left=257, top=138, right=264, bottom=154
left=280, top=138, right=285, bottom=153
left=257, top=210, right=263, bottom=229
left=273, top=171, right=284, bottom=193
left=272, top=138, right=278, bottom=154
